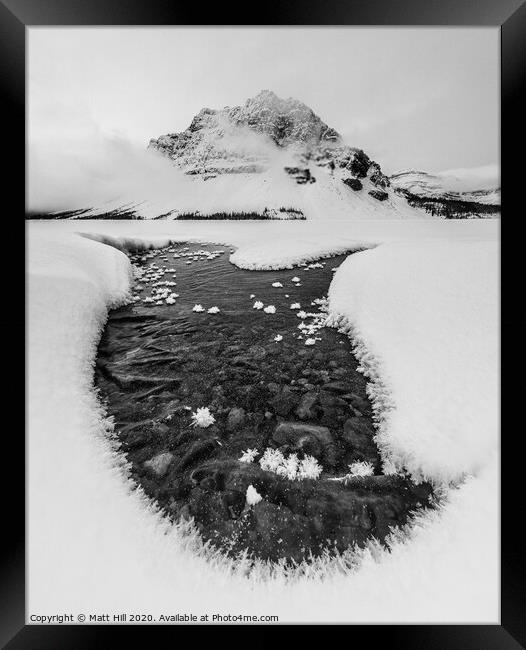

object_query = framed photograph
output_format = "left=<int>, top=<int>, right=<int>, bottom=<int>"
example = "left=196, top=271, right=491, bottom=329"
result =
left=3, top=0, right=521, bottom=643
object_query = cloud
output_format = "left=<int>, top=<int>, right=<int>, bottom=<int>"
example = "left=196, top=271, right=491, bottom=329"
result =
left=26, top=114, right=297, bottom=213
left=27, top=130, right=196, bottom=212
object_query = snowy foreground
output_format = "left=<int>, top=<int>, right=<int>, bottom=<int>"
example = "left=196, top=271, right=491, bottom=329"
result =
left=27, top=219, right=499, bottom=623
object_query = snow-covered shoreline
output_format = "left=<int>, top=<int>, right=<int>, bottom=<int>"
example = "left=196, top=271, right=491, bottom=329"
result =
left=27, top=219, right=499, bottom=622
left=328, top=240, right=499, bottom=485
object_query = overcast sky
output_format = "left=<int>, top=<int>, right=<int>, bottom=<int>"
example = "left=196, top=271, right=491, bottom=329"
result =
left=28, top=27, right=499, bottom=174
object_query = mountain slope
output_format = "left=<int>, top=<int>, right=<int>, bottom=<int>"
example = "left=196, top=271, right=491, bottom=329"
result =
left=390, top=168, right=500, bottom=218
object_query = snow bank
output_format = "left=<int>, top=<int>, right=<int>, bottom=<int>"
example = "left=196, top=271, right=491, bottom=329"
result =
left=27, top=220, right=499, bottom=622
left=328, top=241, right=499, bottom=485
left=30, top=217, right=499, bottom=263
left=77, top=224, right=373, bottom=270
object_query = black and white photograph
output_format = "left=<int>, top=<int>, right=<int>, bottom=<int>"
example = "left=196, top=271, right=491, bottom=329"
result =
left=23, top=21, right=503, bottom=628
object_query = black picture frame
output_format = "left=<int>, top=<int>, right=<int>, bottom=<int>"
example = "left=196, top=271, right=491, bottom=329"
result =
left=4, top=0, right=520, bottom=645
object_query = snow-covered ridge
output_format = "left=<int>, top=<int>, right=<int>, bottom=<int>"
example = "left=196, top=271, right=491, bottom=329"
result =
left=390, top=168, right=500, bottom=205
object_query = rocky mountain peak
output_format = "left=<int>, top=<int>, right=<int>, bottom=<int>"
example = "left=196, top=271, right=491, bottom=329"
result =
left=231, top=90, right=341, bottom=147
left=148, top=91, right=390, bottom=191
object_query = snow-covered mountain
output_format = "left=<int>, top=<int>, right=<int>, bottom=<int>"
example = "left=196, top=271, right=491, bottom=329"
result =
left=44, top=90, right=422, bottom=221
left=138, top=89, right=419, bottom=220
left=31, top=91, right=498, bottom=220
left=390, top=168, right=500, bottom=206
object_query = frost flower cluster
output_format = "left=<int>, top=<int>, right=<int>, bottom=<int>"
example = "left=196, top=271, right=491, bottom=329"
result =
left=312, top=297, right=328, bottom=310
left=291, top=296, right=328, bottom=346
left=190, top=407, right=216, bottom=428
left=259, top=448, right=322, bottom=481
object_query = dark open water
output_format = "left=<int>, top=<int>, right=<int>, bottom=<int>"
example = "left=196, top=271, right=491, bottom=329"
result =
left=95, top=242, right=432, bottom=564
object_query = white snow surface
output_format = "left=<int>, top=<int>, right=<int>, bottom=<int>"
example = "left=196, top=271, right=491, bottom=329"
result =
left=27, top=219, right=499, bottom=623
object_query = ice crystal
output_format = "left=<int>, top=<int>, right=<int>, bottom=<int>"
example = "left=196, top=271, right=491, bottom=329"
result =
left=239, top=448, right=259, bottom=463
left=349, top=461, right=374, bottom=477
